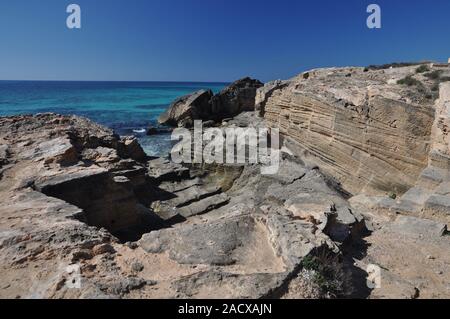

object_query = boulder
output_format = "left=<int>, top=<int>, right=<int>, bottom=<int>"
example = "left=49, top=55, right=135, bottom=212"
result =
left=146, top=126, right=172, bottom=136
left=158, top=89, right=214, bottom=127
left=118, top=136, right=147, bottom=162
left=211, top=77, right=263, bottom=118
left=158, top=78, right=263, bottom=128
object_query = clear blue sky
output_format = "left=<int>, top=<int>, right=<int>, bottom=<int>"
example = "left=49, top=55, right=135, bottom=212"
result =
left=0, top=0, right=449, bottom=82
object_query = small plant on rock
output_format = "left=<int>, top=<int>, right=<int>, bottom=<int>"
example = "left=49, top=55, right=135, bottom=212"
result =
left=300, top=249, right=351, bottom=298
left=388, top=192, right=397, bottom=200
left=397, top=75, right=421, bottom=86
left=416, top=65, right=430, bottom=73
left=424, top=70, right=443, bottom=80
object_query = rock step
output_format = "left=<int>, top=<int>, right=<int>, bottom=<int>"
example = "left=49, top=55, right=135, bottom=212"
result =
left=386, top=215, right=447, bottom=238
left=389, top=200, right=423, bottom=215
left=177, top=193, right=230, bottom=218
left=416, top=166, right=450, bottom=189
left=147, top=158, right=189, bottom=182
left=428, top=150, right=450, bottom=171
left=393, top=186, right=434, bottom=213
left=423, top=194, right=450, bottom=224
left=164, top=185, right=222, bottom=208
left=158, top=178, right=203, bottom=193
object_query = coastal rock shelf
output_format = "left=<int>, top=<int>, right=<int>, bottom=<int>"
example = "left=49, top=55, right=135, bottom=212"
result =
left=1, top=63, right=450, bottom=299
left=0, top=113, right=366, bottom=299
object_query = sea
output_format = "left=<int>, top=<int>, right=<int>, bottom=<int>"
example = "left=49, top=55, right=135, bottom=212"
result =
left=0, top=81, right=226, bottom=156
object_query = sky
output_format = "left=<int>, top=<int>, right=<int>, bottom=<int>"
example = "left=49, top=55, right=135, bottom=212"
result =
left=0, top=0, right=450, bottom=82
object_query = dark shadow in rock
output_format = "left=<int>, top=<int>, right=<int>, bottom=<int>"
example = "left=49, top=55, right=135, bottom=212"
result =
left=36, top=170, right=178, bottom=243
left=112, top=209, right=167, bottom=243
left=341, top=235, right=373, bottom=299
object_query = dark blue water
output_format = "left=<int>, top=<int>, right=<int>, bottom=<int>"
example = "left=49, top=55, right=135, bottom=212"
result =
left=0, top=81, right=225, bottom=156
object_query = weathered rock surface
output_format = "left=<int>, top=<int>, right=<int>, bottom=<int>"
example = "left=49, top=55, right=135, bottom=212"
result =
left=139, top=154, right=365, bottom=298
left=349, top=211, right=450, bottom=299
left=158, top=89, right=214, bottom=127
left=2, top=62, right=450, bottom=299
left=210, top=77, right=264, bottom=118
left=0, top=114, right=163, bottom=298
left=262, top=64, right=450, bottom=196
left=158, top=77, right=263, bottom=127
left=0, top=113, right=368, bottom=299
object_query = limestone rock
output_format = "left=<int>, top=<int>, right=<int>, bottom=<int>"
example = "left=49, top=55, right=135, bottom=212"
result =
left=387, top=215, right=447, bottom=238
left=158, top=89, right=214, bottom=127
left=0, top=113, right=358, bottom=299
left=147, top=157, right=190, bottom=181
left=118, top=136, right=147, bottom=162
left=211, top=77, right=263, bottom=118
left=255, top=79, right=289, bottom=117
left=158, top=78, right=263, bottom=128
left=263, top=65, right=443, bottom=195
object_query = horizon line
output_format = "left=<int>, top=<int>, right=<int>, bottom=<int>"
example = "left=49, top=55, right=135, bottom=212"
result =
left=0, top=79, right=232, bottom=84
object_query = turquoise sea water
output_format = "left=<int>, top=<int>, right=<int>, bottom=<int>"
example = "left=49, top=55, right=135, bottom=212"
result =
left=0, top=81, right=226, bottom=156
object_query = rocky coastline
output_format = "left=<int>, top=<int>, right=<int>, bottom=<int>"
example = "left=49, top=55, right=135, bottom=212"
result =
left=0, top=62, right=449, bottom=299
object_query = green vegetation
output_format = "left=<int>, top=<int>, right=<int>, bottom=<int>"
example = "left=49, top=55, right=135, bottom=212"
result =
left=397, top=75, right=433, bottom=99
left=366, top=62, right=426, bottom=71
left=423, top=70, right=450, bottom=83
left=397, top=75, right=422, bottom=86
left=416, top=65, right=430, bottom=73
left=424, top=70, right=443, bottom=80
left=421, top=70, right=450, bottom=99
left=300, top=250, right=349, bottom=298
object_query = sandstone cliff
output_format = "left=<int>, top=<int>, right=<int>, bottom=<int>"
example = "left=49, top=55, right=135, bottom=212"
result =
left=260, top=64, right=450, bottom=197
left=256, top=64, right=450, bottom=298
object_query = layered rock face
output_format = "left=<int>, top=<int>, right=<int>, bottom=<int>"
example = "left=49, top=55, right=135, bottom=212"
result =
left=159, top=77, right=263, bottom=127
left=382, top=81, right=450, bottom=224
left=261, top=64, right=450, bottom=196
left=256, top=65, right=450, bottom=298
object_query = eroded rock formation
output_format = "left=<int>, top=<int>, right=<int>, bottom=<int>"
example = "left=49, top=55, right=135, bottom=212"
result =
left=1, top=63, right=450, bottom=300
left=158, top=89, right=214, bottom=128
left=261, top=64, right=450, bottom=197
left=0, top=113, right=365, bottom=299
left=256, top=64, right=450, bottom=298
left=158, top=77, right=263, bottom=127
